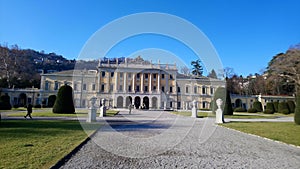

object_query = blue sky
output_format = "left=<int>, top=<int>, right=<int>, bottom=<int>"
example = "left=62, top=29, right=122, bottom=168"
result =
left=1, top=0, right=299, bottom=76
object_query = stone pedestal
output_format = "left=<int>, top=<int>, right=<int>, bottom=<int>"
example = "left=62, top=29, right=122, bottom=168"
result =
left=87, top=97, right=97, bottom=122
left=215, top=98, right=224, bottom=123
left=191, top=100, right=197, bottom=118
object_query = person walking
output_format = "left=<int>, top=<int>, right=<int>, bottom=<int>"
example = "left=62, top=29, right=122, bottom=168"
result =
left=24, top=104, right=33, bottom=119
left=128, top=103, right=132, bottom=114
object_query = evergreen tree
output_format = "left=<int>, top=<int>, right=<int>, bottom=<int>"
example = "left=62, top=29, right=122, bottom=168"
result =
left=47, top=95, right=56, bottom=108
left=253, top=101, right=263, bottom=112
left=53, top=84, right=75, bottom=114
left=0, top=94, right=12, bottom=110
left=208, top=69, right=218, bottom=79
left=294, top=94, right=300, bottom=125
left=191, top=59, right=203, bottom=77
left=211, top=87, right=233, bottom=115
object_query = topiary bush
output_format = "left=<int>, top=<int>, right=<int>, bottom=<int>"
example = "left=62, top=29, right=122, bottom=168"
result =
left=294, top=94, right=300, bottom=125
left=273, top=101, right=279, bottom=112
left=264, top=109, right=274, bottom=114
left=278, top=101, right=290, bottom=114
left=211, top=87, right=233, bottom=115
left=0, top=94, right=12, bottom=110
left=47, top=95, right=56, bottom=108
left=234, top=107, right=247, bottom=112
left=253, top=101, right=263, bottom=112
left=247, top=108, right=257, bottom=113
left=265, top=102, right=275, bottom=114
left=53, top=84, right=75, bottom=114
left=34, top=104, right=42, bottom=108
left=287, top=100, right=295, bottom=113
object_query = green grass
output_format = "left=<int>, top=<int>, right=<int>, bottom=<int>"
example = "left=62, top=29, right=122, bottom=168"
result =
left=170, top=111, right=209, bottom=118
left=0, top=120, right=101, bottom=169
left=221, top=122, right=300, bottom=146
left=7, top=110, right=119, bottom=117
left=224, top=114, right=277, bottom=119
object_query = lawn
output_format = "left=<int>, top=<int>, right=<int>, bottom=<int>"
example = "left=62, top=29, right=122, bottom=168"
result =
left=169, top=111, right=209, bottom=118
left=6, top=109, right=119, bottom=117
left=221, top=122, right=300, bottom=146
left=0, top=120, right=101, bottom=169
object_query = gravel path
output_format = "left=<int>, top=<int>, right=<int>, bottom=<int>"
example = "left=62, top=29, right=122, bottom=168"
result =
left=59, top=110, right=300, bottom=168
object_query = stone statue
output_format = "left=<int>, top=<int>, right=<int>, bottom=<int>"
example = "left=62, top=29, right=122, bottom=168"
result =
left=99, top=98, right=106, bottom=117
left=215, top=98, right=224, bottom=123
left=191, top=100, right=197, bottom=118
left=87, top=97, right=97, bottom=122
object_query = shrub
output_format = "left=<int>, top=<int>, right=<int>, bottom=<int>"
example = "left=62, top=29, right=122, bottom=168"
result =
left=47, top=95, right=56, bottom=108
left=13, top=104, right=19, bottom=108
left=211, top=87, right=233, bottom=115
left=234, top=107, right=247, bottom=112
left=264, top=109, right=274, bottom=114
left=278, top=101, right=290, bottom=114
left=0, top=94, right=12, bottom=110
left=53, top=84, right=75, bottom=114
left=287, top=100, right=295, bottom=113
left=266, top=102, right=275, bottom=114
left=294, top=94, right=300, bottom=125
left=253, top=101, right=263, bottom=112
left=34, top=104, right=42, bottom=108
left=273, top=101, right=279, bottom=112
left=247, top=108, right=257, bottom=113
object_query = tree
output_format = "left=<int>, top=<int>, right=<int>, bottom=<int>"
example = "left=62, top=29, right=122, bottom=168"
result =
left=294, top=94, right=300, bottom=125
left=211, top=87, right=233, bottom=115
left=253, top=101, right=263, bottom=112
left=278, top=101, right=290, bottom=114
left=191, top=59, right=203, bottom=77
left=265, top=102, right=275, bottom=114
left=180, top=66, right=190, bottom=75
left=207, top=69, right=218, bottom=79
left=52, top=84, right=75, bottom=114
left=47, top=95, right=56, bottom=108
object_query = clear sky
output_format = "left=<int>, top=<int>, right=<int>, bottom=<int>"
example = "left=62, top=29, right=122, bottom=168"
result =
left=1, top=0, right=299, bottom=76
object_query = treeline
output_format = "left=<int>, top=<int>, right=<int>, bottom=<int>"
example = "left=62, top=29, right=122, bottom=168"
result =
left=0, top=44, right=76, bottom=88
left=226, top=43, right=300, bottom=96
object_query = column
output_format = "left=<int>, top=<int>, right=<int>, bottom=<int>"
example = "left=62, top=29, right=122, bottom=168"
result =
left=123, top=72, right=127, bottom=92
left=149, top=73, right=152, bottom=93
left=97, top=69, right=101, bottom=92
left=166, top=73, right=169, bottom=93
left=132, top=73, right=135, bottom=92
left=157, top=73, right=160, bottom=93
left=141, top=73, right=144, bottom=93
left=114, top=72, right=118, bottom=92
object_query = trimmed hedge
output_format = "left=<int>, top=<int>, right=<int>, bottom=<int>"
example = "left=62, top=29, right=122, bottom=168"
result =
left=278, top=101, right=290, bottom=114
left=265, top=102, right=275, bottom=114
left=264, top=109, right=274, bottom=114
left=47, top=95, right=56, bottom=108
left=253, top=101, right=263, bottom=112
left=273, top=101, right=279, bottom=112
left=53, top=84, right=75, bottom=114
left=234, top=107, right=247, bottom=112
left=287, top=100, right=295, bottom=113
left=294, top=94, right=300, bottom=125
left=247, top=108, right=257, bottom=113
left=0, top=94, right=12, bottom=110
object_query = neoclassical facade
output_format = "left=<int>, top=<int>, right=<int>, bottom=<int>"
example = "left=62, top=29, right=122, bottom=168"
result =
left=39, top=57, right=225, bottom=110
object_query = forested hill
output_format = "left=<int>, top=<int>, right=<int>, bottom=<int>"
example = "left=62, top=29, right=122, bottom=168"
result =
left=0, top=45, right=76, bottom=89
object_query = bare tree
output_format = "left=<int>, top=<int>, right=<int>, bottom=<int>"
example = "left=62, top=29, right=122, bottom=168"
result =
left=180, top=66, right=190, bottom=75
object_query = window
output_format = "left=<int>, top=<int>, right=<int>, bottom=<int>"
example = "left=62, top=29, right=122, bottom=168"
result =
left=194, top=86, right=197, bottom=94
left=170, top=101, right=173, bottom=108
left=177, top=87, right=181, bottom=93
left=45, top=81, right=49, bottom=90
left=119, top=72, right=123, bottom=78
left=162, top=86, right=165, bottom=92
left=128, top=85, right=132, bottom=92
left=145, top=74, right=148, bottom=79
left=144, top=86, right=148, bottom=92
left=202, top=102, right=206, bottom=109
left=202, top=86, right=206, bottom=94
left=186, top=86, right=189, bottom=93
left=54, top=81, right=59, bottom=90
left=177, top=102, right=181, bottom=109
left=83, top=84, right=87, bottom=91
left=119, top=85, right=123, bottom=91
left=128, top=73, right=131, bottom=78
left=136, top=85, right=140, bottom=92
left=170, top=86, right=173, bottom=93
left=101, top=84, right=105, bottom=92
left=92, top=84, right=96, bottom=91
left=74, top=84, right=78, bottom=91
left=210, top=88, right=214, bottom=95
left=136, top=73, right=140, bottom=79
left=153, top=74, right=157, bottom=79
left=170, top=74, right=173, bottom=79
left=110, top=84, right=113, bottom=91
left=111, top=72, right=114, bottom=77
left=102, top=71, right=105, bottom=77
left=153, top=86, right=157, bottom=90
left=162, top=74, right=165, bottom=79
